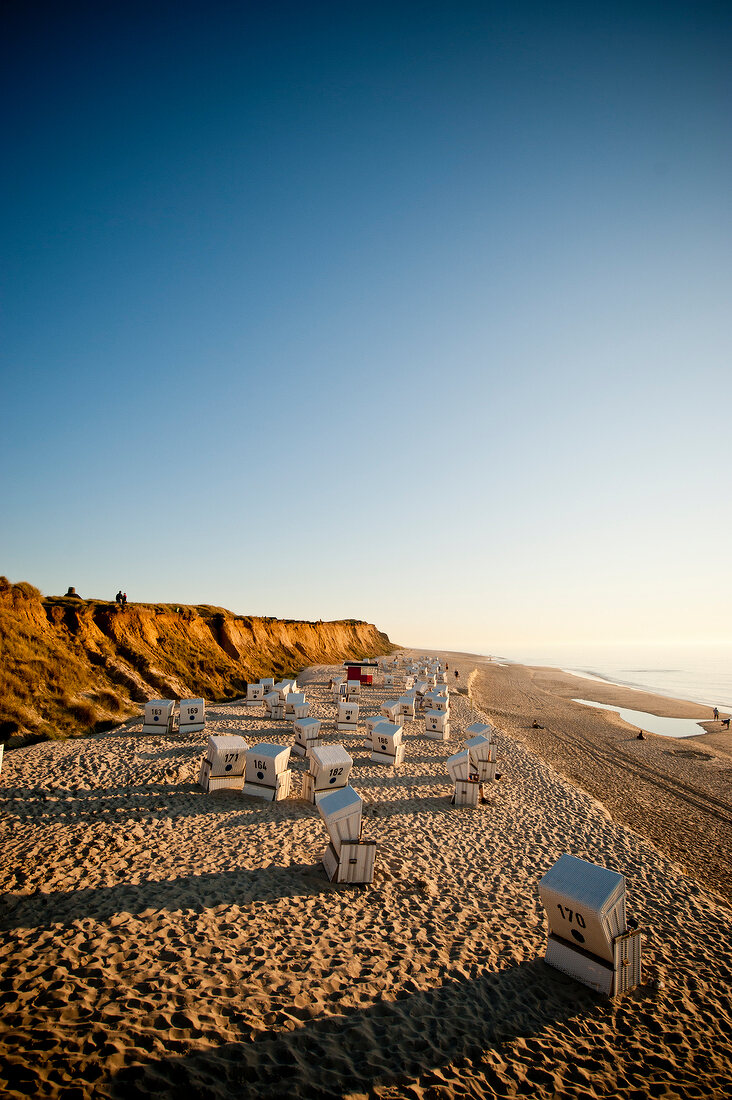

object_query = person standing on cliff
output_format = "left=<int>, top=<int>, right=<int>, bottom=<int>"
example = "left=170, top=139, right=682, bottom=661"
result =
left=122, top=592, right=127, bottom=605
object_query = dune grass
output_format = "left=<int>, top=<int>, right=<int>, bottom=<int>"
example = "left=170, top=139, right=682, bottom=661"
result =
left=0, top=578, right=125, bottom=742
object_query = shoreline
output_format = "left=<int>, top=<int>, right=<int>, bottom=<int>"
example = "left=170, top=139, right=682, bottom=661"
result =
left=545, top=663, right=732, bottom=715
left=412, top=644, right=726, bottom=724
left=484, top=638, right=732, bottom=713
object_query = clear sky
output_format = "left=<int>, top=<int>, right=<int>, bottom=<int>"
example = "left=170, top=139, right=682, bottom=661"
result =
left=2, top=1, right=730, bottom=651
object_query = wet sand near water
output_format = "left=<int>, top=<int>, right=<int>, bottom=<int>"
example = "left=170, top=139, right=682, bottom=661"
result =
left=469, top=657, right=732, bottom=903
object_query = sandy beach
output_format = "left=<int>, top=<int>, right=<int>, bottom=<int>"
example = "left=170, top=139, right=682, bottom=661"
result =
left=1, top=652, right=731, bottom=1098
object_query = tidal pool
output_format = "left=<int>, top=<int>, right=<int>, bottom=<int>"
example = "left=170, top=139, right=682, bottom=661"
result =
left=572, top=698, right=708, bottom=739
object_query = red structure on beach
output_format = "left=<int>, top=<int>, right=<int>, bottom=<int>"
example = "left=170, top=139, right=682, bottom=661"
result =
left=344, top=660, right=379, bottom=686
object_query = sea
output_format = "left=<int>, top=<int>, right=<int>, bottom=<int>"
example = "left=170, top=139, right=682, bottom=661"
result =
left=491, top=642, right=732, bottom=712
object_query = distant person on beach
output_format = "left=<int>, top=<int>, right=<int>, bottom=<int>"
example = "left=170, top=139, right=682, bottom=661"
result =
left=723, top=717, right=731, bottom=730
left=713, top=707, right=720, bottom=720
left=454, top=670, right=459, bottom=680
left=637, top=730, right=646, bottom=740
left=531, top=720, right=544, bottom=729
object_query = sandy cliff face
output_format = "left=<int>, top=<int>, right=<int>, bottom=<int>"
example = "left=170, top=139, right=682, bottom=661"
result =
left=0, top=579, right=394, bottom=745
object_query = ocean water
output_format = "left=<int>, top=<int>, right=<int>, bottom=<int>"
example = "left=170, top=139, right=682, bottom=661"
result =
left=492, top=642, right=732, bottom=712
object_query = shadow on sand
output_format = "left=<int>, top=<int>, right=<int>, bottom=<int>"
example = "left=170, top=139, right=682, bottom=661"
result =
left=1, top=860, right=344, bottom=933
left=0, top=783, right=244, bottom=825
left=105, top=959, right=603, bottom=1099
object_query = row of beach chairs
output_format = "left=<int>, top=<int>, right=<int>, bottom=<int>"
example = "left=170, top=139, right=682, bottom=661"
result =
left=139, top=656, right=643, bottom=997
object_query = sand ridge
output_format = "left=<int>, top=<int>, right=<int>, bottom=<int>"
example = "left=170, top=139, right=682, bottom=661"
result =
left=1, top=654, right=731, bottom=1098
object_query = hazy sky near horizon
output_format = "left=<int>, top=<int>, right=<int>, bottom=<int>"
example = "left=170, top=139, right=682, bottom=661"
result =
left=2, top=0, right=730, bottom=651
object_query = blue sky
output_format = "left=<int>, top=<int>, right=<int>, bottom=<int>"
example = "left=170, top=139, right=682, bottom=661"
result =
left=2, top=1, right=730, bottom=650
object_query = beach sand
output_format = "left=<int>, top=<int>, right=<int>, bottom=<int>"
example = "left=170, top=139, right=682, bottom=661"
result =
left=1, top=652, right=731, bottom=1098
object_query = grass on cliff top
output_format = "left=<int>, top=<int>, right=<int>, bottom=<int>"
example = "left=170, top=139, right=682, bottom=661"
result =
left=0, top=577, right=128, bottom=743
left=43, top=593, right=371, bottom=628
left=0, top=577, right=41, bottom=601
